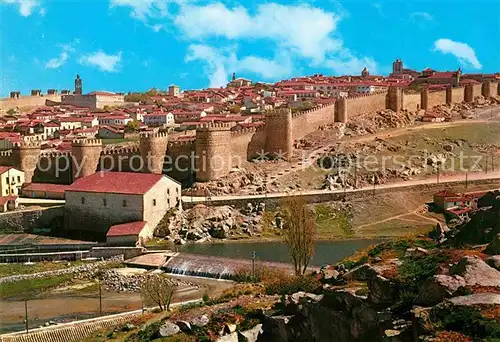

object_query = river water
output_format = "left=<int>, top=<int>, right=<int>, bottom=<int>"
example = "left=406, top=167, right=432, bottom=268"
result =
left=176, top=239, right=384, bottom=266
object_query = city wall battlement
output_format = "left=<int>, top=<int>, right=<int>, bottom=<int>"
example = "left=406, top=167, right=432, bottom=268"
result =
left=1, top=81, right=498, bottom=183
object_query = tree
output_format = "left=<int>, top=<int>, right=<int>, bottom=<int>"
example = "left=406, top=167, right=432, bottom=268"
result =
left=280, top=197, right=317, bottom=275
left=124, top=120, right=140, bottom=133
left=140, top=274, right=176, bottom=311
left=228, top=104, right=241, bottom=114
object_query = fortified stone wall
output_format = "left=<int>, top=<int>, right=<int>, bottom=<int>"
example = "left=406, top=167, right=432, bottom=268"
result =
left=427, top=89, right=447, bottom=109
left=341, top=91, right=387, bottom=118
left=402, top=93, right=420, bottom=112
left=291, top=103, right=335, bottom=139
left=0, top=95, right=62, bottom=111
left=491, top=82, right=499, bottom=97
left=166, top=139, right=195, bottom=183
left=451, top=87, right=465, bottom=103
left=230, top=127, right=266, bottom=165
left=473, top=84, right=483, bottom=98
left=35, top=152, right=73, bottom=184
left=98, top=148, right=141, bottom=173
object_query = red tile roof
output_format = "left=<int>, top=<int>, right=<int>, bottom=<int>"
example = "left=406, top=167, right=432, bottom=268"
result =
left=0, top=196, right=18, bottom=205
left=107, top=221, right=146, bottom=236
left=0, top=166, right=16, bottom=174
left=68, top=172, right=163, bottom=195
left=22, top=183, right=70, bottom=193
left=434, top=189, right=458, bottom=198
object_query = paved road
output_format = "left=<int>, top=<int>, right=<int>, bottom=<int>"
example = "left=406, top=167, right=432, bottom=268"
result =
left=182, top=171, right=500, bottom=203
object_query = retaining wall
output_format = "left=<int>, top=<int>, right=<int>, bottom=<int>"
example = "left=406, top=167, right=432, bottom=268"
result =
left=0, top=206, right=64, bottom=234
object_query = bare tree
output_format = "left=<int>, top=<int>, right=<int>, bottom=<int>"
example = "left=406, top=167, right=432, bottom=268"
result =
left=280, top=197, right=317, bottom=276
left=141, top=274, right=177, bottom=311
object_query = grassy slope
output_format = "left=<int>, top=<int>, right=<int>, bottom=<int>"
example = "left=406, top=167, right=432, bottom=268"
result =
left=0, top=261, right=86, bottom=278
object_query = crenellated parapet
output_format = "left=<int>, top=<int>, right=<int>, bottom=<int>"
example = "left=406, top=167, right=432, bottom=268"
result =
left=139, top=130, right=168, bottom=174
left=71, top=138, right=103, bottom=180
left=101, top=147, right=140, bottom=155
left=195, top=122, right=232, bottom=181
left=265, top=108, right=292, bottom=161
left=11, top=138, right=42, bottom=183
left=230, top=126, right=263, bottom=137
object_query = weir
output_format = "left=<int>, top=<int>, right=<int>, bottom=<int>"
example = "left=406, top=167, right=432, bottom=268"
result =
left=126, top=252, right=297, bottom=280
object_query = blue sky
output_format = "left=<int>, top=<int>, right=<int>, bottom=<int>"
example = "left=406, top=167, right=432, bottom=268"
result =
left=1, top=0, right=499, bottom=97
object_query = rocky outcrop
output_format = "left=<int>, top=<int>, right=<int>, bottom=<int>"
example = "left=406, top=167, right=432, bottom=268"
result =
left=416, top=275, right=467, bottom=306
left=484, top=233, right=500, bottom=255
left=450, top=255, right=500, bottom=288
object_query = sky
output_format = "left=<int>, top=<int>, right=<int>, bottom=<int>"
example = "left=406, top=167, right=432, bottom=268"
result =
left=1, top=0, right=499, bottom=97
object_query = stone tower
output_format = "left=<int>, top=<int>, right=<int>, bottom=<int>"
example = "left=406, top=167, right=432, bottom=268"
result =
left=265, top=108, right=293, bottom=161
left=195, top=123, right=232, bottom=181
left=335, top=97, right=347, bottom=123
left=361, top=67, right=370, bottom=78
left=392, top=59, right=403, bottom=75
left=446, top=86, right=453, bottom=105
left=232, top=72, right=236, bottom=81
left=11, top=139, right=41, bottom=184
left=74, top=74, right=82, bottom=95
left=387, top=87, right=402, bottom=112
left=464, top=84, right=474, bottom=103
left=482, top=81, right=492, bottom=98
left=139, top=131, right=168, bottom=174
left=421, top=88, right=429, bottom=110
left=71, top=138, right=103, bottom=180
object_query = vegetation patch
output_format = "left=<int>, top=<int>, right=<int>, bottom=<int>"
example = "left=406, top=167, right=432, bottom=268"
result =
left=0, top=261, right=87, bottom=277
left=0, top=274, right=74, bottom=300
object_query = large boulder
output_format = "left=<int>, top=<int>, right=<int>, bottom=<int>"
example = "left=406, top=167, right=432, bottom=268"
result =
left=449, top=293, right=500, bottom=306
left=450, top=255, right=500, bottom=287
left=190, top=314, right=210, bottom=327
left=238, top=324, right=263, bottom=342
left=484, top=233, right=500, bottom=255
left=343, top=264, right=380, bottom=281
left=416, top=275, right=467, bottom=306
left=159, top=321, right=180, bottom=337
left=367, top=275, right=399, bottom=307
left=485, top=255, right=500, bottom=271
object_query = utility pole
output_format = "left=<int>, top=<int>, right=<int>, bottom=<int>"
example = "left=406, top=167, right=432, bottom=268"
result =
left=372, top=174, right=376, bottom=197
left=251, top=250, right=256, bottom=282
left=465, top=173, right=468, bottom=191
left=437, top=165, right=440, bottom=184
left=98, top=278, right=102, bottom=316
left=24, top=299, right=28, bottom=333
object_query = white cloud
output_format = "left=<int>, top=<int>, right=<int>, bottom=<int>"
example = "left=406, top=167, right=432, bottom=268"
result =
left=410, top=11, right=433, bottom=21
left=109, top=0, right=168, bottom=21
left=175, top=3, right=341, bottom=63
left=1, top=0, right=42, bottom=16
left=185, top=44, right=293, bottom=88
left=45, top=51, right=69, bottom=69
left=433, top=38, right=482, bottom=69
left=44, top=40, right=79, bottom=69
left=79, top=50, right=122, bottom=72
left=177, top=2, right=374, bottom=84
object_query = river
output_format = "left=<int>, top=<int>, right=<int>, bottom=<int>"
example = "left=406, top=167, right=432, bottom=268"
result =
left=175, top=239, right=384, bottom=266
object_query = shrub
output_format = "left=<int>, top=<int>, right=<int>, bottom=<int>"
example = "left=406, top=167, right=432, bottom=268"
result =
left=436, top=306, right=500, bottom=340
left=262, top=270, right=321, bottom=295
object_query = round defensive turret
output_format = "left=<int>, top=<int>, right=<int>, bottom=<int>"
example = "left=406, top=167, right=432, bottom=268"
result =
left=71, top=138, right=103, bottom=180
left=12, top=139, right=41, bottom=183
left=139, top=131, right=168, bottom=174
left=195, top=123, right=232, bottom=181
left=265, top=108, right=293, bottom=161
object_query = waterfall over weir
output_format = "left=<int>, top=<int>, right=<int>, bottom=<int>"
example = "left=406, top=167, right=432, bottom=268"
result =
left=162, top=253, right=295, bottom=280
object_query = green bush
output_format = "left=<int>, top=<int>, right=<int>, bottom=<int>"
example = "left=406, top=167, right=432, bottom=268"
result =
left=263, top=273, right=321, bottom=295
left=437, top=306, right=500, bottom=340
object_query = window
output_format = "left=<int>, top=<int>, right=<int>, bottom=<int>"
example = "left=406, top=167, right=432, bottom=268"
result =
left=167, top=189, right=170, bottom=195
left=5, top=177, right=8, bottom=183
left=5, top=189, right=7, bottom=195
left=81, top=197, right=85, bottom=204
left=11, top=189, right=14, bottom=194
left=153, top=199, right=156, bottom=206
left=17, top=176, right=20, bottom=183
left=176, top=188, right=179, bottom=193
left=122, top=200, right=127, bottom=207
left=103, top=198, right=107, bottom=206
left=167, top=199, right=170, bottom=206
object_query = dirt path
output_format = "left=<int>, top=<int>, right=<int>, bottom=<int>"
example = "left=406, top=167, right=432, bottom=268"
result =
left=354, top=206, right=439, bottom=230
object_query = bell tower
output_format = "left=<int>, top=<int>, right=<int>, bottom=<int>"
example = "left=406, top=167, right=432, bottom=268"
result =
left=74, top=74, right=82, bottom=95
